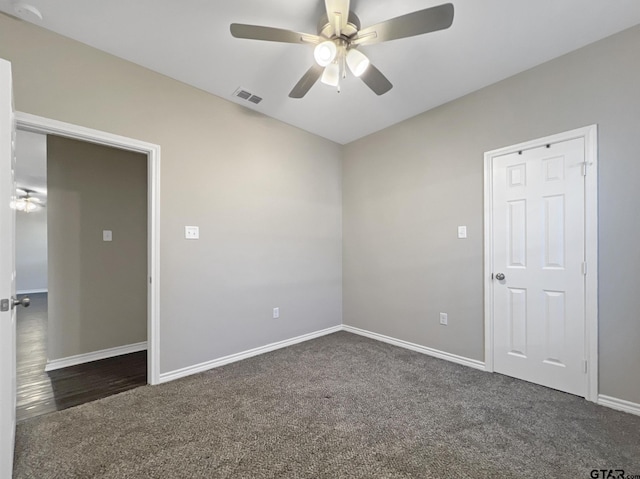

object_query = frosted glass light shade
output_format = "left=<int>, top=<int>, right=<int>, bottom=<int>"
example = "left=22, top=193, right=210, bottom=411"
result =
left=13, top=196, right=41, bottom=212
left=346, top=49, right=370, bottom=77
left=14, top=198, right=26, bottom=211
left=321, top=63, right=340, bottom=87
left=314, top=41, right=337, bottom=67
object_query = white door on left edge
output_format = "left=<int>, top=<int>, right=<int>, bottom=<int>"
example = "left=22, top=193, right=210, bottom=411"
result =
left=491, top=137, right=586, bottom=396
left=0, top=57, right=17, bottom=479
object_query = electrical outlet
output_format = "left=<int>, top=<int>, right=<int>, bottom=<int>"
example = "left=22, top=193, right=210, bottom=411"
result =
left=185, top=226, right=199, bottom=239
left=439, top=312, right=448, bottom=325
left=273, top=307, right=280, bottom=319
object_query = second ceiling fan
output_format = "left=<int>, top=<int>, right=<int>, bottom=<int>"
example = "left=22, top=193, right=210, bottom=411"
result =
left=231, top=0, right=454, bottom=98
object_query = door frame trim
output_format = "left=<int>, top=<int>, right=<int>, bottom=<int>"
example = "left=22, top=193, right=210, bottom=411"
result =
left=16, top=112, right=162, bottom=386
left=483, top=125, right=598, bottom=402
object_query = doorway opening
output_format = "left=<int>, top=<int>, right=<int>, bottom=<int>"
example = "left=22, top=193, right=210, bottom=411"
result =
left=14, top=113, right=161, bottom=422
left=15, top=129, right=157, bottom=420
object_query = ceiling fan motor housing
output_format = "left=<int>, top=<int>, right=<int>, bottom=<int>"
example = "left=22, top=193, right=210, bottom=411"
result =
left=315, top=12, right=364, bottom=77
left=317, top=12, right=361, bottom=40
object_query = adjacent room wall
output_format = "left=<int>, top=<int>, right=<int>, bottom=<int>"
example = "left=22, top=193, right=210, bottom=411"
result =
left=15, top=129, right=47, bottom=293
left=343, top=25, right=640, bottom=404
left=0, top=13, right=343, bottom=374
left=46, top=136, right=147, bottom=360
left=15, top=208, right=47, bottom=294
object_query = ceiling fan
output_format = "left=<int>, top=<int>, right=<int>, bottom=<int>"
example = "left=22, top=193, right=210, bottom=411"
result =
left=13, top=187, right=46, bottom=213
left=230, top=0, right=454, bottom=98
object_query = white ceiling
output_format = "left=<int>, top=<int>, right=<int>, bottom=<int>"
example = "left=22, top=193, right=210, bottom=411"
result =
left=3, top=0, right=640, bottom=144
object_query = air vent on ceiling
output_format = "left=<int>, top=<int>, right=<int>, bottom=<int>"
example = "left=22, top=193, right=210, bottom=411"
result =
left=235, top=89, right=251, bottom=100
left=233, top=87, right=263, bottom=105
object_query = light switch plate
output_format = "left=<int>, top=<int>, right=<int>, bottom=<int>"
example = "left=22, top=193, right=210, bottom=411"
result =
left=273, top=307, right=280, bottom=319
left=185, top=226, right=199, bottom=240
left=103, top=230, right=113, bottom=242
left=457, top=226, right=467, bottom=239
left=440, top=312, right=448, bottom=325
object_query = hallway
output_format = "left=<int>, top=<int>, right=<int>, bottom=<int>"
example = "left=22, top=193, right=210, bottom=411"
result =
left=16, top=293, right=147, bottom=422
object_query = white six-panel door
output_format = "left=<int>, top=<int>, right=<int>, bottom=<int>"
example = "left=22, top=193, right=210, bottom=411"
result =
left=0, top=58, right=17, bottom=479
left=491, top=137, right=586, bottom=396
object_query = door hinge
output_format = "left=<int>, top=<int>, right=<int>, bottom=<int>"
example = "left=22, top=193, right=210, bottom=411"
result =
left=581, top=162, right=588, bottom=176
left=581, top=262, right=587, bottom=275
left=583, top=360, right=588, bottom=374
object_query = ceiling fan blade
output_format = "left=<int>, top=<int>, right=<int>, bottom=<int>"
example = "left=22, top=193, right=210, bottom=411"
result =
left=353, top=3, right=454, bottom=46
left=324, top=0, right=350, bottom=36
left=360, top=64, right=393, bottom=96
left=230, top=24, right=322, bottom=45
left=289, top=64, right=324, bottom=99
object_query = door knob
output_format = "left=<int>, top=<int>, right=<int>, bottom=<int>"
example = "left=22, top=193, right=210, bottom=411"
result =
left=495, top=273, right=505, bottom=281
left=12, top=296, right=30, bottom=309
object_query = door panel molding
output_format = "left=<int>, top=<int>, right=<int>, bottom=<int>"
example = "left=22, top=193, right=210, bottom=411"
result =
left=15, top=112, right=162, bottom=386
left=484, top=125, right=598, bottom=401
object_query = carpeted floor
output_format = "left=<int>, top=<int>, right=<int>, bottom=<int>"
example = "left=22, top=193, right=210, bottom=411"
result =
left=13, top=331, right=640, bottom=478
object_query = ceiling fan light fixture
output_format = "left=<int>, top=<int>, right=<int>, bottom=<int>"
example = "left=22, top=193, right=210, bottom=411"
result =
left=346, top=49, right=370, bottom=77
left=14, top=198, right=27, bottom=211
left=314, top=41, right=337, bottom=67
left=321, top=63, right=340, bottom=87
left=12, top=188, right=45, bottom=213
left=24, top=201, right=38, bottom=213
left=231, top=2, right=455, bottom=98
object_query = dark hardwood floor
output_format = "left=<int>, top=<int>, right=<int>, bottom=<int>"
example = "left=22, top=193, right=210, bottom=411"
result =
left=16, top=293, right=147, bottom=422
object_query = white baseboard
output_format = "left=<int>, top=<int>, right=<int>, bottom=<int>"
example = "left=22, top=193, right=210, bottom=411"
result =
left=342, top=325, right=486, bottom=371
left=598, top=394, right=640, bottom=417
left=45, top=341, right=147, bottom=371
left=158, top=325, right=342, bottom=384
left=341, top=327, right=638, bottom=414
left=16, top=288, right=47, bottom=295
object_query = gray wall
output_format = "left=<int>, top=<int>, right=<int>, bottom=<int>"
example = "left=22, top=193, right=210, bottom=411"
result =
left=46, top=136, right=147, bottom=360
left=343, top=25, right=640, bottom=404
left=0, top=13, right=342, bottom=373
left=16, top=208, right=47, bottom=293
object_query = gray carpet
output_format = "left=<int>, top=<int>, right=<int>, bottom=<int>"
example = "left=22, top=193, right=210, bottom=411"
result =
left=13, top=332, right=640, bottom=478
